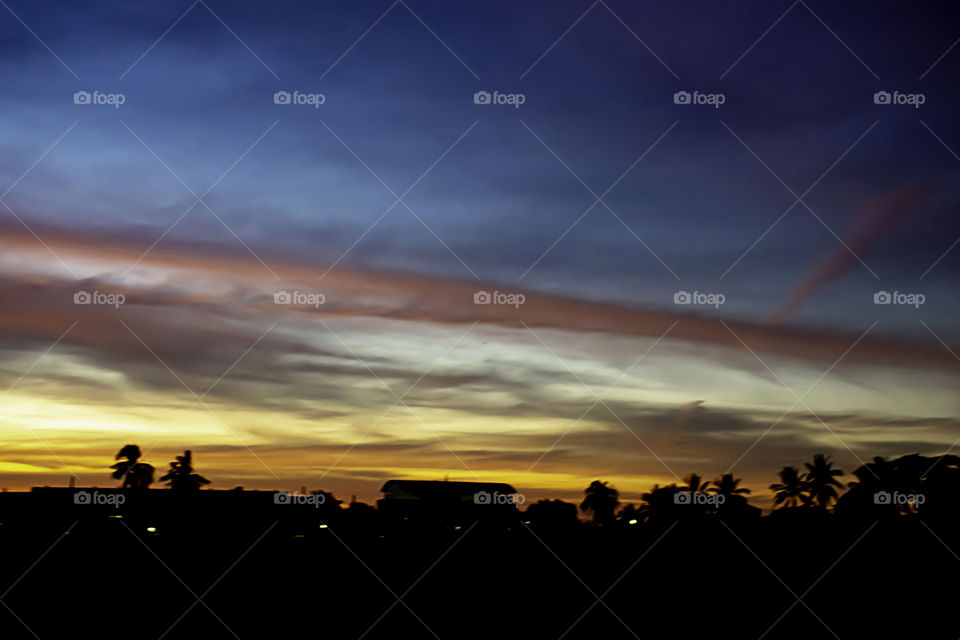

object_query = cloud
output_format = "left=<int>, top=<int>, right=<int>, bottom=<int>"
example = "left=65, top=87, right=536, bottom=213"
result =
left=0, top=221, right=956, bottom=504
left=768, top=182, right=942, bottom=322
left=0, top=221, right=955, bottom=381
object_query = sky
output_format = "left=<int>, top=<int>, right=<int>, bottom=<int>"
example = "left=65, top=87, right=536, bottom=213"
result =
left=0, top=0, right=959, bottom=507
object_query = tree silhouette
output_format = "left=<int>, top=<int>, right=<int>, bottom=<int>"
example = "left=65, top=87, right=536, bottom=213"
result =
left=836, top=453, right=960, bottom=518
left=834, top=455, right=901, bottom=516
left=110, top=444, right=154, bottom=489
left=616, top=503, right=642, bottom=525
left=638, top=484, right=681, bottom=523
left=527, top=499, right=580, bottom=528
left=769, top=466, right=809, bottom=508
left=579, top=480, right=619, bottom=525
left=710, top=473, right=750, bottom=500
left=683, top=473, right=710, bottom=494
left=160, top=450, right=210, bottom=492
left=804, top=454, right=843, bottom=509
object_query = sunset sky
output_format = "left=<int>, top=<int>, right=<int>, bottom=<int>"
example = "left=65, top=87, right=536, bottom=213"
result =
left=1, top=0, right=958, bottom=507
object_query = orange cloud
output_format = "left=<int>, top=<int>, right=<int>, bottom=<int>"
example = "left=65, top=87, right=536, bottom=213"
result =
left=0, top=219, right=955, bottom=372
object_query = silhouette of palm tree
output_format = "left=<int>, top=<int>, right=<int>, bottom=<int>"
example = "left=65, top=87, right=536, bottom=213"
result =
left=110, top=444, right=154, bottom=489
left=710, top=473, right=749, bottom=498
left=683, top=473, right=710, bottom=494
left=638, top=484, right=680, bottom=523
left=160, top=450, right=210, bottom=492
left=804, top=454, right=843, bottom=509
left=579, top=480, right=619, bottom=525
left=770, top=466, right=809, bottom=508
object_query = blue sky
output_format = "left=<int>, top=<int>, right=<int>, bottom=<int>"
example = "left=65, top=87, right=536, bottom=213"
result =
left=0, top=0, right=958, bottom=504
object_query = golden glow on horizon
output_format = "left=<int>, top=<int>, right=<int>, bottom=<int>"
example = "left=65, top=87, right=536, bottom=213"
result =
left=0, top=237, right=957, bottom=509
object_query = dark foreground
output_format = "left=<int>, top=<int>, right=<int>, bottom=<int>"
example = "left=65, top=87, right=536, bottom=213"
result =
left=0, top=491, right=956, bottom=639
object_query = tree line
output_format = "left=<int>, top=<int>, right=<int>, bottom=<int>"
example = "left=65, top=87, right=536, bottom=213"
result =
left=105, top=445, right=960, bottom=524
left=550, top=452, right=960, bottom=525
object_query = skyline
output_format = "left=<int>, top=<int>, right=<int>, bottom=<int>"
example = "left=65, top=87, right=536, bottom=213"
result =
left=1, top=0, right=959, bottom=507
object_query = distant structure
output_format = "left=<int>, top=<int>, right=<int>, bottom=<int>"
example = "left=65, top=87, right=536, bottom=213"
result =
left=378, top=480, right=520, bottom=519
